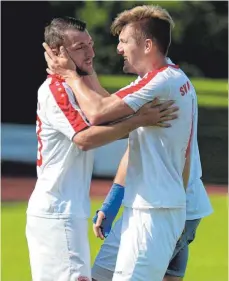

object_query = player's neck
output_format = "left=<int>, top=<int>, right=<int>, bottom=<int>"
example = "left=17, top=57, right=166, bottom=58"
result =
left=139, top=56, right=167, bottom=77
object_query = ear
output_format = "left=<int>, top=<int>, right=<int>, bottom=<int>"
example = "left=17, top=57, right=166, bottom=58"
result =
left=51, top=48, right=59, bottom=56
left=145, top=39, right=153, bottom=54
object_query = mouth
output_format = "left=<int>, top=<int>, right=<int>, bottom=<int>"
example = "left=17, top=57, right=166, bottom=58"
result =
left=85, top=59, right=93, bottom=66
left=123, top=57, right=128, bottom=64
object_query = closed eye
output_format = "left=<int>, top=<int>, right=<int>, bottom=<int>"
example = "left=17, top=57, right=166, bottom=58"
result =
left=89, top=40, right=94, bottom=47
left=74, top=45, right=84, bottom=50
left=75, top=42, right=94, bottom=50
left=119, top=38, right=127, bottom=43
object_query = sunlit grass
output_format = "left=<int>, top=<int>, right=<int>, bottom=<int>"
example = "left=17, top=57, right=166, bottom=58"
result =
left=1, top=194, right=228, bottom=281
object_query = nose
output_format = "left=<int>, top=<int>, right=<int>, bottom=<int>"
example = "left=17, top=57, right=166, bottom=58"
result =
left=87, top=46, right=95, bottom=58
left=117, top=42, right=124, bottom=55
left=91, top=47, right=95, bottom=58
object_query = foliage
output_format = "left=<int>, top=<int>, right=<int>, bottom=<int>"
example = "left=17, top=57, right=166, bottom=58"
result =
left=48, top=1, right=228, bottom=78
left=98, top=75, right=228, bottom=107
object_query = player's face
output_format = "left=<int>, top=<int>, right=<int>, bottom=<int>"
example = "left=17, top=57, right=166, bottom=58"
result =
left=117, top=24, right=146, bottom=75
left=65, top=29, right=95, bottom=75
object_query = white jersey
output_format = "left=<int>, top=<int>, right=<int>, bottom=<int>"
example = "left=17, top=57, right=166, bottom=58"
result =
left=185, top=94, right=213, bottom=220
left=115, top=64, right=194, bottom=208
left=27, top=75, right=94, bottom=219
left=166, top=59, right=213, bottom=219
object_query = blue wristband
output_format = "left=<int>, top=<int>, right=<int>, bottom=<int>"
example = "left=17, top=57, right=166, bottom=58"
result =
left=100, top=183, right=125, bottom=218
left=92, top=183, right=125, bottom=237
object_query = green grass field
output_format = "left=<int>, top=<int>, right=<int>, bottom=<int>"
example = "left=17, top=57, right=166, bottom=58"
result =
left=98, top=75, right=228, bottom=108
left=1, top=194, right=228, bottom=281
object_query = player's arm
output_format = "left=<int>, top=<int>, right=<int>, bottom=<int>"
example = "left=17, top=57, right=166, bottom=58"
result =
left=73, top=100, right=174, bottom=151
left=83, top=71, right=110, bottom=97
left=113, top=145, right=128, bottom=186
left=93, top=146, right=129, bottom=239
left=65, top=74, right=134, bottom=125
left=45, top=83, right=133, bottom=150
left=44, top=43, right=169, bottom=125
left=46, top=79, right=177, bottom=152
left=56, top=70, right=167, bottom=126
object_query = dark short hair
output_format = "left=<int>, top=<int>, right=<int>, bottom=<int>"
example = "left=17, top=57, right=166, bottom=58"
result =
left=44, top=16, right=86, bottom=49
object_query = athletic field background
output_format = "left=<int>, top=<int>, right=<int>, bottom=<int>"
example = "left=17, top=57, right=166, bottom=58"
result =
left=2, top=77, right=228, bottom=280
left=1, top=178, right=228, bottom=281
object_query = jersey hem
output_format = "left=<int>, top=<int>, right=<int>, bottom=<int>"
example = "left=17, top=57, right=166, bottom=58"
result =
left=26, top=211, right=89, bottom=219
left=186, top=210, right=213, bottom=220
left=122, top=203, right=186, bottom=209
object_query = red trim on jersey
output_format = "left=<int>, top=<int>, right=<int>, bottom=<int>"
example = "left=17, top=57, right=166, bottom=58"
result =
left=115, top=64, right=179, bottom=99
left=49, top=76, right=89, bottom=132
left=167, top=64, right=179, bottom=69
left=47, top=74, right=65, bottom=83
left=37, top=115, right=43, bottom=167
left=185, top=101, right=194, bottom=158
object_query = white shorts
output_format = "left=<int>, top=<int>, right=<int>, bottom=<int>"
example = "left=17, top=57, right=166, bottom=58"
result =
left=26, top=215, right=91, bottom=281
left=92, top=207, right=185, bottom=281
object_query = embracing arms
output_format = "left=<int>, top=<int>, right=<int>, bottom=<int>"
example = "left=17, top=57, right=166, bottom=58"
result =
left=43, top=43, right=178, bottom=126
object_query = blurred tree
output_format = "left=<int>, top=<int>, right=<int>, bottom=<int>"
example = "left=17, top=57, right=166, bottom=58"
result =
left=47, top=1, right=228, bottom=78
left=168, top=1, right=228, bottom=78
left=76, top=1, right=183, bottom=74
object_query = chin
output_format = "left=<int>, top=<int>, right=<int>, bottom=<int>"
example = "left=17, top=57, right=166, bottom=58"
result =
left=123, top=66, right=135, bottom=75
left=85, top=65, right=94, bottom=75
left=87, top=68, right=94, bottom=75
left=77, top=67, right=91, bottom=76
left=123, top=65, right=129, bottom=73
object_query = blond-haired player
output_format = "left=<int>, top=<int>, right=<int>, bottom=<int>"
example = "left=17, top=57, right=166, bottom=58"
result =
left=44, top=5, right=197, bottom=280
left=91, top=60, right=213, bottom=281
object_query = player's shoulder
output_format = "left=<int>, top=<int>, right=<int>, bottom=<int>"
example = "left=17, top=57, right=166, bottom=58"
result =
left=142, top=66, right=171, bottom=89
left=37, top=75, right=69, bottom=104
left=37, top=77, right=53, bottom=102
left=41, top=75, right=74, bottom=99
left=146, top=63, right=180, bottom=82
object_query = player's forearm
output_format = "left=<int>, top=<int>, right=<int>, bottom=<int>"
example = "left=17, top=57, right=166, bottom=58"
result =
left=85, top=72, right=110, bottom=97
left=66, top=75, right=134, bottom=126
left=113, top=146, right=129, bottom=186
left=66, top=76, right=104, bottom=122
left=73, top=116, right=140, bottom=151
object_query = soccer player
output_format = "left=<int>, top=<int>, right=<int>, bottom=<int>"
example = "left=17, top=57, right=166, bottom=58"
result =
left=91, top=69, right=213, bottom=281
left=26, top=16, right=178, bottom=281
left=43, top=5, right=195, bottom=280
left=91, top=59, right=213, bottom=281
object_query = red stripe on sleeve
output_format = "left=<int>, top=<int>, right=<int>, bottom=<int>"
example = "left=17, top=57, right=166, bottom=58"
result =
left=185, top=101, right=194, bottom=158
left=115, top=64, right=179, bottom=99
left=49, top=77, right=89, bottom=133
left=36, top=115, right=43, bottom=167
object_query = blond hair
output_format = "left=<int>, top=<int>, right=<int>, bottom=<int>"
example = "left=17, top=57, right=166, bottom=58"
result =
left=111, top=5, right=175, bottom=54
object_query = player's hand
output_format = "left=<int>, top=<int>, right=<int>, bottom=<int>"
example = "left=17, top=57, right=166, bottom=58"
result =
left=137, top=99, right=179, bottom=128
left=43, top=43, right=78, bottom=80
left=93, top=211, right=106, bottom=240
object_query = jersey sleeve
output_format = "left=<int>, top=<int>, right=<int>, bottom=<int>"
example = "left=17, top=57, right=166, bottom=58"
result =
left=46, top=80, right=90, bottom=140
left=114, top=70, right=169, bottom=112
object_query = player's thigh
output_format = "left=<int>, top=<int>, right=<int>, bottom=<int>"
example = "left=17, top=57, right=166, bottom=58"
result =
left=92, top=216, right=123, bottom=281
left=165, top=218, right=201, bottom=278
left=26, top=215, right=91, bottom=281
left=112, top=207, right=186, bottom=281
left=165, top=244, right=188, bottom=279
